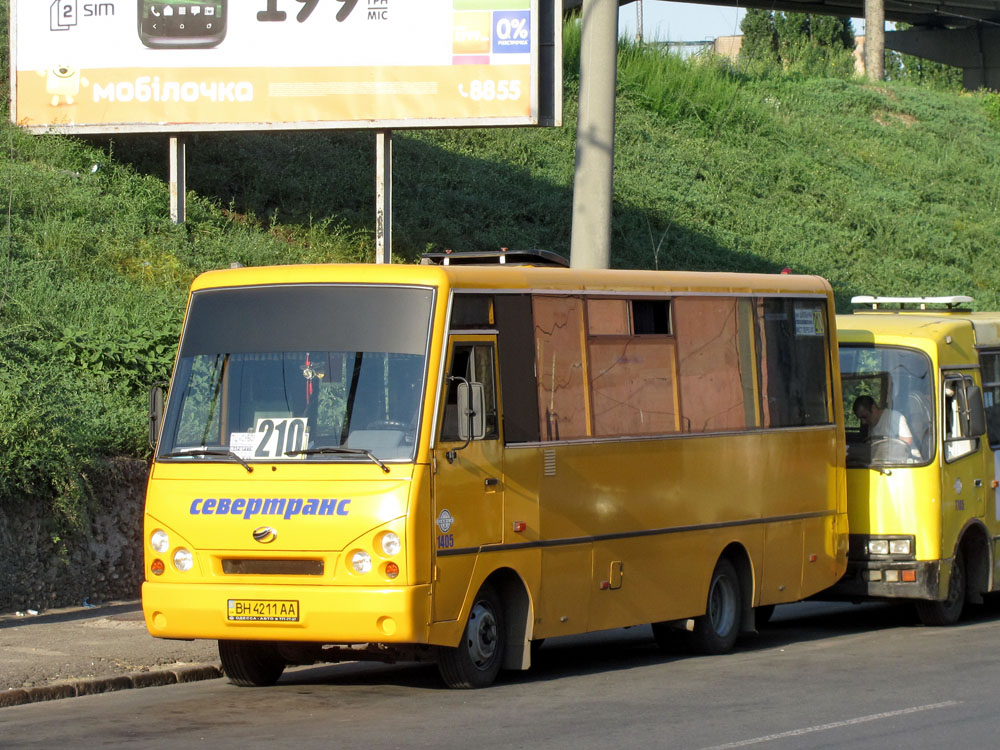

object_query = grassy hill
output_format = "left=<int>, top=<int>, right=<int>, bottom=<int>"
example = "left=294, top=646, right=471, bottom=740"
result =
left=3, top=13, right=1000, bottom=523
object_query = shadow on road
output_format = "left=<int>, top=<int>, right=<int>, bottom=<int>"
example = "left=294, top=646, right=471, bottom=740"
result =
left=269, top=599, right=1000, bottom=692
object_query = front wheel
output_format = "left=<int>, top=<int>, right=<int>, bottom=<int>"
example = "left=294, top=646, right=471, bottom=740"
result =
left=218, top=640, right=286, bottom=687
left=915, top=552, right=966, bottom=626
left=691, top=558, right=742, bottom=655
left=438, top=582, right=506, bottom=689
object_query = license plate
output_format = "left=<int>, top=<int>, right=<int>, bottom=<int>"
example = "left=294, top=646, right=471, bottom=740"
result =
left=227, top=599, right=299, bottom=622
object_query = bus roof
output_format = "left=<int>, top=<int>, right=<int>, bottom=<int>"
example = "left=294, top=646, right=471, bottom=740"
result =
left=838, top=310, right=1000, bottom=350
left=189, top=263, right=835, bottom=298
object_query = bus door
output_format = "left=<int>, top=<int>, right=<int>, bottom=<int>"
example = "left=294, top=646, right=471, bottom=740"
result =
left=431, top=336, right=504, bottom=621
left=940, top=372, right=988, bottom=547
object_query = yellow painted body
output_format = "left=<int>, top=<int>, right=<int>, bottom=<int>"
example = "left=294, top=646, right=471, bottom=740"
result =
left=143, top=263, right=847, bottom=652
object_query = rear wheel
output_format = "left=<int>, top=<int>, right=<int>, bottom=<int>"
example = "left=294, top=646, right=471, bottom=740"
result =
left=691, top=558, right=742, bottom=655
left=438, top=583, right=505, bottom=689
left=915, top=552, right=966, bottom=626
left=218, top=640, right=285, bottom=687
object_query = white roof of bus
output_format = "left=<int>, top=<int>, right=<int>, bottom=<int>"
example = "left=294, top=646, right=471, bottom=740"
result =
left=851, top=295, right=973, bottom=307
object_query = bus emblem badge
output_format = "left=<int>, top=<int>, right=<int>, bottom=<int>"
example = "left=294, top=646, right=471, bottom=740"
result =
left=436, top=510, right=454, bottom=533
left=253, top=526, right=278, bottom=544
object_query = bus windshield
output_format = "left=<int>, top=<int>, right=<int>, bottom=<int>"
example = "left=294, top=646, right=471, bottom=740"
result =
left=158, top=284, right=434, bottom=463
left=840, top=344, right=934, bottom=467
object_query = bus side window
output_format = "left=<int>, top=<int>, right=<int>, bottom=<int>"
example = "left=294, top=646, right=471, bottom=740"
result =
left=979, top=351, right=1000, bottom=449
left=944, top=376, right=979, bottom=462
left=441, top=343, right=499, bottom=442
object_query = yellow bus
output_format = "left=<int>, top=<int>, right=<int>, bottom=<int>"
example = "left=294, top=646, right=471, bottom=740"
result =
left=142, top=251, right=847, bottom=688
left=833, top=296, right=1000, bottom=624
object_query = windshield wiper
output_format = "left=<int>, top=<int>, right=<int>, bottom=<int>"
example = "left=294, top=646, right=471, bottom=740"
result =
left=286, top=446, right=390, bottom=474
left=162, top=449, right=254, bottom=473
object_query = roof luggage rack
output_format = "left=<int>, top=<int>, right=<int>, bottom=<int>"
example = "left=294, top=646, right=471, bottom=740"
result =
left=420, top=248, right=569, bottom=267
left=851, top=295, right=973, bottom=311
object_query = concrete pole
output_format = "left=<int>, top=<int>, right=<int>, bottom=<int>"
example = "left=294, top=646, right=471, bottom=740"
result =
left=569, top=0, right=618, bottom=270
left=865, top=0, right=885, bottom=81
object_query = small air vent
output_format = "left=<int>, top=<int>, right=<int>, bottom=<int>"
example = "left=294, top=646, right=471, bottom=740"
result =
left=222, top=559, right=324, bottom=576
left=543, top=449, right=557, bottom=476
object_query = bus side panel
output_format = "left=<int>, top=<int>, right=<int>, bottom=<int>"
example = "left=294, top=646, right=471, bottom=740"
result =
left=521, top=428, right=841, bottom=633
left=760, top=521, right=804, bottom=605
left=536, top=546, right=593, bottom=638
left=801, top=513, right=847, bottom=596
left=588, top=528, right=766, bottom=633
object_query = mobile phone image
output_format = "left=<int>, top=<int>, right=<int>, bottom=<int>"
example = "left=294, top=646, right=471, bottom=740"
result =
left=138, top=0, right=227, bottom=49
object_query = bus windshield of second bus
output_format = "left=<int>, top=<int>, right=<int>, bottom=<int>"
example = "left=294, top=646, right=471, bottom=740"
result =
left=840, top=345, right=934, bottom=468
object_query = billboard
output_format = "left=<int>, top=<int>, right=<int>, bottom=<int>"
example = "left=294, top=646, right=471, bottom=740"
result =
left=10, top=0, right=561, bottom=134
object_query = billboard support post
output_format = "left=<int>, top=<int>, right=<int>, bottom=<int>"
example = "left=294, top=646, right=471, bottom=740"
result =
left=169, top=136, right=187, bottom=225
left=375, top=130, right=392, bottom=265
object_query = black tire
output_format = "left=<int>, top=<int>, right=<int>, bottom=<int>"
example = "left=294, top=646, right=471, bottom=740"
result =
left=218, top=640, right=286, bottom=687
left=915, top=552, right=966, bottom=626
left=438, top=583, right=505, bottom=689
left=691, top=558, right=742, bottom=655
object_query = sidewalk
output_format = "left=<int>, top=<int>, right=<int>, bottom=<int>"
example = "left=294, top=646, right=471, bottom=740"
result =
left=0, top=601, right=222, bottom=708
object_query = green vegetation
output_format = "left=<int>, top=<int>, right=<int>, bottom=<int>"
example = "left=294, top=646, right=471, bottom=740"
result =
left=3, top=14, right=1000, bottom=527
left=740, top=9, right=857, bottom=79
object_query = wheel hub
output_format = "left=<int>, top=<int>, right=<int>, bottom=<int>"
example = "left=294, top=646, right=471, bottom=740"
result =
left=467, top=602, right=498, bottom=668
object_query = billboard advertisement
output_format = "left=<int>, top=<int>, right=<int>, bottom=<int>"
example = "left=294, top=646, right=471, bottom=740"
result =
left=10, top=0, right=561, bottom=134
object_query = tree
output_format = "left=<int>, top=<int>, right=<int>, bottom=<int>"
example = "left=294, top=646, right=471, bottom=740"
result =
left=739, top=9, right=778, bottom=64
left=741, top=11, right=855, bottom=77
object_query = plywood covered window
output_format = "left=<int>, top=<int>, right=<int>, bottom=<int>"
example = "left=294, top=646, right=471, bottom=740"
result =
left=533, top=296, right=590, bottom=440
left=673, top=297, right=757, bottom=432
left=586, top=297, right=677, bottom=437
left=589, top=339, right=678, bottom=436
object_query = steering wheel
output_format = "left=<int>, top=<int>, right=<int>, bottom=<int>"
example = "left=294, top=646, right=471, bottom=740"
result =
left=871, top=437, right=910, bottom=462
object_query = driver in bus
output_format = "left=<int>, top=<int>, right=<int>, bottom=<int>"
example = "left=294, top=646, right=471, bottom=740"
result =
left=852, top=395, right=915, bottom=452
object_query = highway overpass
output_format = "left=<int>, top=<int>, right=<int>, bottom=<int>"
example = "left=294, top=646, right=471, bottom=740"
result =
left=564, top=0, right=1000, bottom=90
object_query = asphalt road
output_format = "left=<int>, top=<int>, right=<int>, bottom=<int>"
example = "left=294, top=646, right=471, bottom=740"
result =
left=2, top=600, right=999, bottom=750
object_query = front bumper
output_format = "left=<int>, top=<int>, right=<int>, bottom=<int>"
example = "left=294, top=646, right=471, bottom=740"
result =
left=827, top=558, right=942, bottom=600
left=142, top=581, right=432, bottom=644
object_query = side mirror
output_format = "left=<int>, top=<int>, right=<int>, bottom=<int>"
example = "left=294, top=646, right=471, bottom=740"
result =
left=966, top=385, right=986, bottom=438
left=148, top=384, right=165, bottom=450
left=457, top=381, right=487, bottom=441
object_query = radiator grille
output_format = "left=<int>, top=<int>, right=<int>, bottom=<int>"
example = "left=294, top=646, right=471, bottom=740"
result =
left=222, top=559, right=324, bottom=576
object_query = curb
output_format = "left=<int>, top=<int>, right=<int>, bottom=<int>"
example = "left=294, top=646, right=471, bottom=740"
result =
left=0, top=664, right=224, bottom=708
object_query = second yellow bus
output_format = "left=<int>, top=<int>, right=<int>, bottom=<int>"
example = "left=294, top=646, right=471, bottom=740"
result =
left=833, top=295, right=1000, bottom=624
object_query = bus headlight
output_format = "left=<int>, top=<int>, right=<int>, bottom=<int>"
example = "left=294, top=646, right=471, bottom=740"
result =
left=889, top=539, right=912, bottom=556
left=151, top=529, right=170, bottom=554
left=379, top=532, right=401, bottom=557
left=351, top=550, right=372, bottom=574
left=173, top=548, right=194, bottom=572
left=868, top=539, right=890, bottom=555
